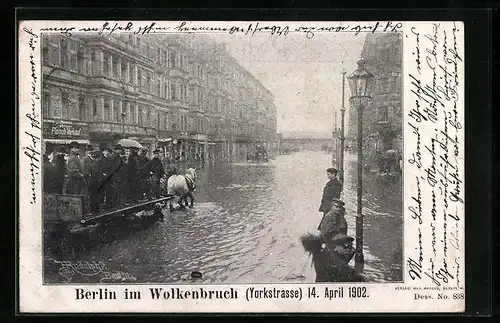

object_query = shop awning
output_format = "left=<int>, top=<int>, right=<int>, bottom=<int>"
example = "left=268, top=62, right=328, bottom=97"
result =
left=43, top=139, right=90, bottom=144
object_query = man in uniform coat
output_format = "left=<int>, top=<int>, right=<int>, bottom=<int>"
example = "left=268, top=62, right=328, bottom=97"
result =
left=66, top=142, right=85, bottom=195
left=138, top=148, right=151, bottom=199
left=126, top=147, right=140, bottom=204
left=150, top=149, right=165, bottom=198
left=318, top=168, right=343, bottom=230
left=98, top=147, right=112, bottom=208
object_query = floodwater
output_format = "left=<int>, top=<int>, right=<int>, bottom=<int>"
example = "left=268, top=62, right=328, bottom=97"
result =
left=44, top=151, right=402, bottom=284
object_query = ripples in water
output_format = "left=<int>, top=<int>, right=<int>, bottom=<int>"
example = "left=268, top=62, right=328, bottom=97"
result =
left=44, top=151, right=402, bottom=284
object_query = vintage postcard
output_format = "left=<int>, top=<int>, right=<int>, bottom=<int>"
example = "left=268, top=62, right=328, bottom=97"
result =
left=18, top=20, right=464, bottom=313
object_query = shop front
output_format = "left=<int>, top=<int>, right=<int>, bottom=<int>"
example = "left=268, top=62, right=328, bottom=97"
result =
left=43, top=120, right=90, bottom=154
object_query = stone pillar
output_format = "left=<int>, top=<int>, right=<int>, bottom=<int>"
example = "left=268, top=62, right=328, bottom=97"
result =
left=126, top=61, right=130, bottom=84
left=133, top=65, right=138, bottom=86
left=108, top=55, right=113, bottom=78
left=117, top=58, right=122, bottom=80
left=100, top=97, right=105, bottom=121
left=97, top=50, right=104, bottom=76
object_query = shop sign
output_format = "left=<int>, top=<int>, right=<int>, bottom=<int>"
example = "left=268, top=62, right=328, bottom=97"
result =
left=43, top=122, right=89, bottom=139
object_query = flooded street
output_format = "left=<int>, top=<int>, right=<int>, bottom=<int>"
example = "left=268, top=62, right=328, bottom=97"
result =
left=45, top=151, right=402, bottom=284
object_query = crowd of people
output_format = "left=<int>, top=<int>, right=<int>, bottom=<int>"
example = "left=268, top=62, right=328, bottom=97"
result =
left=301, top=167, right=365, bottom=283
left=43, top=141, right=168, bottom=214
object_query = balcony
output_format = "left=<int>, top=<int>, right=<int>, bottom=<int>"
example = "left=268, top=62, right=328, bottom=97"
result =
left=90, top=121, right=157, bottom=137
left=43, top=66, right=88, bottom=85
left=169, top=68, right=189, bottom=79
left=87, top=76, right=139, bottom=95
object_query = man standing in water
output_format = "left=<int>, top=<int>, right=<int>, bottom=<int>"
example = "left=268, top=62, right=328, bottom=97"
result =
left=318, top=168, right=342, bottom=229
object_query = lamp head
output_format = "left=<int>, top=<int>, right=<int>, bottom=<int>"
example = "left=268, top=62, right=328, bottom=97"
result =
left=347, top=59, right=375, bottom=98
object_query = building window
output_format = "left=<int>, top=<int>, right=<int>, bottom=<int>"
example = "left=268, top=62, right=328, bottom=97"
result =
left=129, top=64, right=135, bottom=85
left=69, top=42, right=77, bottom=71
left=43, top=92, right=50, bottom=118
left=60, top=38, right=68, bottom=69
left=169, top=52, right=176, bottom=68
left=77, top=47, right=85, bottom=74
left=147, top=108, right=152, bottom=127
left=78, top=96, right=86, bottom=121
left=378, top=106, right=389, bottom=122
left=156, top=79, right=161, bottom=97
left=164, top=112, right=169, bottom=130
left=146, top=73, right=151, bottom=93
left=114, top=100, right=120, bottom=123
left=138, top=68, right=143, bottom=89
left=61, top=92, right=70, bottom=119
left=138, top=106, right=143, bottom=126
left=121, top=60, right=127, bottom=82
left=103, top=98, right=110, bottom=122
left=130, top=103, right=136, bottom=123
left=171, top=83, right=177, bottom=100
left=42, top=37, right=49, bottom=64
left=92, top=99, right=97, bottom=118
left=181, top=84, right=187, bottom=101
left=103, top=55, right=109, bottom=77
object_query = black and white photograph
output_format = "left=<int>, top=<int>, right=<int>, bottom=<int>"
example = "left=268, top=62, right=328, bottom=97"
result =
left=40, top=29, right=403, bottom=285
left=18, top=19, right=465, bottom=313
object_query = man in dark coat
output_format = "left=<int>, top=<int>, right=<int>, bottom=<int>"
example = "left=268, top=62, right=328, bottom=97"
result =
left=43, top=145, right=57, bottom=194
left=126, top=147, right=140, bottom=204
left=319, top=168, right=342, bottom=213
left=98, top=147, right=113, bottom=208
left=301, top=211, right=364, bottom=283
left=106, top=145, right=125, bottom=208
left=65, top=142, right=85, bottom=195
left=88, top=150, right=102, bottom=213
left=138, top=148, right=151, bottom=199
left=81, top=145, right=94, bottom=211
left=150, top=149, right=165, bottom=198
left=301, top=231, right=365, bottom=283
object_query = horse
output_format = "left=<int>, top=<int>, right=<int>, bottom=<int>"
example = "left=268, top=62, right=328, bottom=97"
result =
left=165, top=168, right=197, bottom=212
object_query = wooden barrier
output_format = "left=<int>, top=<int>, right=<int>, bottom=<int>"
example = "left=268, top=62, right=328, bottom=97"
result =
left=80, top=196, right=174, bottom=225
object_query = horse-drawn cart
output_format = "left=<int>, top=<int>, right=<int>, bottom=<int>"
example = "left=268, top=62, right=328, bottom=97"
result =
left=43, top=193, right=173, bottom=256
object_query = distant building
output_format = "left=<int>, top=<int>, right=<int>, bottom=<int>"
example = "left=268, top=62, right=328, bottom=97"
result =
left=346, top=32, right=403, bottom=169
left=41, top=33, right=278, bottom=159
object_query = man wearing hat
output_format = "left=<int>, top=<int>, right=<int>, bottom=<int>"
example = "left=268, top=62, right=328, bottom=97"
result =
left=81, top=145, right=94, bottom=209
left=150, top=149, right=165, bottom=198
left=301, top=217, right=364, bottom=282
left=318, top=167, right=342, bottom=227
left=318, top=198, right=348, bottom=233
left=65, top=141, right=85, bottom=195
left=319, top=168, right=342, bottom=213
left=138, top=148, right=151, bottom=199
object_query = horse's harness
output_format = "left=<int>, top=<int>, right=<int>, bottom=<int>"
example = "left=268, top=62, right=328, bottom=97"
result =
left=185, top=174, right=196, bottom=191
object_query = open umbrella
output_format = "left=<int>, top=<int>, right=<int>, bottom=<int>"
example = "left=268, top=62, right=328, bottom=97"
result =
left=117, top=138, right=144, bottom=149
left=386, top=149, right=397, bottom=156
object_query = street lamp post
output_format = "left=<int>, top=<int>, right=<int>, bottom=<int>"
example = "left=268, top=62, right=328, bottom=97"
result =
left=340, top=70, right=347, bottom=183
left=121, top=112, right=126, bottom=139
left=347, top=59, right=375, bottom=271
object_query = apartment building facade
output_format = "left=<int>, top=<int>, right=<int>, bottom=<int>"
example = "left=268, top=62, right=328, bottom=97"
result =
left=41, top=33, right=277, bottom=159
left=346, top=32, right=403, bottom=168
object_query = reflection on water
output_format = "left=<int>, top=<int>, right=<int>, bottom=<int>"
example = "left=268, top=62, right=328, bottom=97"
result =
left=44, top=151, right=402, bottom=284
